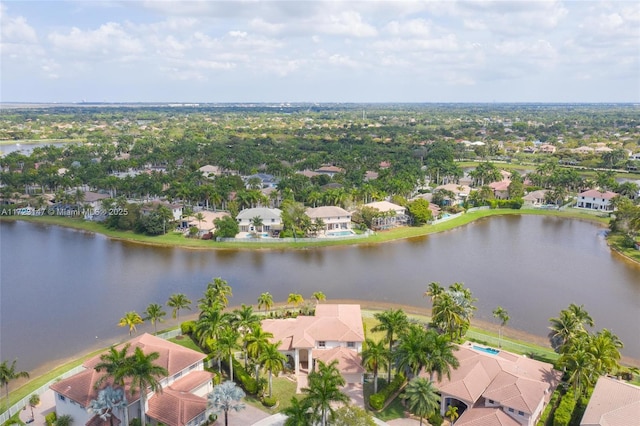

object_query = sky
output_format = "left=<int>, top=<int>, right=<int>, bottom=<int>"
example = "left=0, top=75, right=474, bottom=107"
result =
left=1, top=0, right=639, bottom=103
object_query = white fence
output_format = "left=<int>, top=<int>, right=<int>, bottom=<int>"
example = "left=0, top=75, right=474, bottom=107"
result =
left=217, top=230, right=374, bottom=243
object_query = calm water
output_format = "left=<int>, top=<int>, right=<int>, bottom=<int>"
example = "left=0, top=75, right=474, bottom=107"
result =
left=1, top=216, right=639, bottom=372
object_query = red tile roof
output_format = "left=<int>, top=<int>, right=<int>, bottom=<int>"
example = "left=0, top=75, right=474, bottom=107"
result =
left=312, top=347, right=365, bottom=374
left=455, top=407, right=520, bottom=426
left=580, top=376, right=640, bottom=426
left=578, top=189, right=618, bottom=200
left=146, top=388, right=207, bottom=426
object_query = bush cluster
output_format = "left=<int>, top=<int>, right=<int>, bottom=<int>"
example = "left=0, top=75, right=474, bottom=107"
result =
left=225, top=358, right=258, bottom=395
left=45, top=412, right=57, bottom=426
left=428, top=412, right=444, bottom=426
left=553, top=389, right=577, bottom=426
left=180, top=320, right=196, bottom=335
left=489, top=198, right=523, bottom=209
left=369, top=373, right=406, bottom=411
left=261, top=396, right=278, bottom=407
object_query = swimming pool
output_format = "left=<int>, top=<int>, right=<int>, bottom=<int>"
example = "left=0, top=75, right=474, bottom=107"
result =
left=247, top=232, right=270, bottom=238
left=327, top=230, right=355, bottom=237
left=472, top=345, right=500, bottom=355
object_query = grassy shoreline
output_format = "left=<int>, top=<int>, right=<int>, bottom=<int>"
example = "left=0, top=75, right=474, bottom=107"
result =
left=0, top=207, right=611, bottom=251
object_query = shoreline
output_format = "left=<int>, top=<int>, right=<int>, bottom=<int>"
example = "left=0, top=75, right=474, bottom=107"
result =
left=6, top=298, right=639, bottom=413
left=0, top=207, right=616, bottom=253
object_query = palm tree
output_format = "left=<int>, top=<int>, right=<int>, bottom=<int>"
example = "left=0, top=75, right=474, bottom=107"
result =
left=127, top=347, right=169, bottom=426
left=56, top=414, right=74, bottom=426
left=195, top=307, right=233, bottom=371
left=245, top=325, right=274, bottom=379
left=29, top=394, right=40, bottom=419
left=395, top=324, right=430, bottom=379
left=257, top=292, right=274, bottom=315
left=200, top=277, right=233, bottom=309
left=217, top=326, right=240, bottom=382
left=87, top=386, right=128, bottom=426
left=194, top=212, right=205, bottom=231
left=312, top=291, right=326, bottom=304
left=232, top=304, right=261, bottom=368
left=302, top=360, right=349, bottom=426
left=94, top=344, right=132, bottom=388
left=403, top=378, right=440, bottom=426
left=250, top=216, right=264, bottom=233
left=588, top=329, right=623, bottom=377
left=258, top=342, right=287, bottom=398
left=287, top=293, right=304, bottom=309
left=431, top=292, right=465, bottom=339
left=0, top=359, right=29, bottom=409
left=445, top=405, right=459, bottom=424
left=424, top=330, right=459, bottom=382
left=548, top=306, right=589, bottom=353
left=283, top=396, right=313, bottom=426
left=424, top=281, right=444, bottom=303
left=143, top=303, right=166, bottom=334
left=559, top=341, right=596, bottom=398
left=166, top=293, right=192, bottom=319
left=371, top=309, right=409, bottom=383
left=492, top=306, right=510, bottom=348
left=118, top=311, right=144, bottom=336
left=361, top=339, right=390, bottom=394
left=208, top=381, right=246, bottom=426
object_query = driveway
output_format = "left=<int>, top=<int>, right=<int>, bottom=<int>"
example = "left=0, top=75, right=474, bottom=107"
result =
left=220, top=400, right=270, bottom=426
left=341, top=383, right=365, bottom=408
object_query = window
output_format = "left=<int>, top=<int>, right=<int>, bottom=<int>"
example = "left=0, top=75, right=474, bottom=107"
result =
left=518, top=411, right=525, bottom=416
left=173, top=371, right=182, bottom=380
left=488, top=399, right=494, bottom=404
left=58, top=394, right=66, bottom=402
left=347, top=342, right=355, bottom=348
left=508, top=408, right=514, bottom=413
left=318, top=341, right=326, bottom=348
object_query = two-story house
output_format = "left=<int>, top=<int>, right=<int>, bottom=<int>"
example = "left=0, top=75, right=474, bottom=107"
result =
left=575, top=189, right=617, bottom=211
left=432, top=343, right=561, bottom=426
left=261, top=304, right=366, bottom=384
left=50, top=334, right=213, bottom=426
left=305, top=206, right=352, bottom=235
left=235, top=207, right=283, bottom=236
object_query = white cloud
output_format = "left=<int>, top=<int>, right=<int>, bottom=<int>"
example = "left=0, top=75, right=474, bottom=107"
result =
left=319, top=11, right=378, bottom=38
left=48, top=23, right=144, bottom=57
left=1, top=14, right=38, bottom=44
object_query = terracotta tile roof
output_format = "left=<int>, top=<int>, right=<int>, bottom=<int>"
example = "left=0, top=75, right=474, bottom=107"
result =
left=455, top=407, right=521, bottom=426
left=52, top=334, right=205, bottom=407
left=433, top=344, right=561, bottom=418
left=363, top=201, right=405, bottom=214
left=305, top=206, right=351, bottom=219
left=262, top=304, right=365, bottom=351
left=578, top=189, right=618, bottom=200
left=168, top=370, right=213, bottom=392
left=580, top=376, right=640, bottom=426
left=489, top=181, right=511, bottom=192
left=86, top=414, right=121, bottom=426
left=146, top=388, right=207, bottom=426
left=313, top=347, right=365, bottom=374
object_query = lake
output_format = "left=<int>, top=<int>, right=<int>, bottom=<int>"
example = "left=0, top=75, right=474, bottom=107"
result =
left=0, top=215, right=639, bottom=373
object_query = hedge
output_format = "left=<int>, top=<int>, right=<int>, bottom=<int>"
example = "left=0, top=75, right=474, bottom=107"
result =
left=553, top=389, right=576, bottom=426
left=369, top=373, right=406, bottom=411
left=45, top=412, right=57, bottom=426
left=180, top=320, right=196, bottom=335
left=262, top=396, right=278, bottom=407
left=223, top=358, right=259, bottom=395
left=428, top=412, right=444, bottom=426
left=537, top=388, right=561, bottom=426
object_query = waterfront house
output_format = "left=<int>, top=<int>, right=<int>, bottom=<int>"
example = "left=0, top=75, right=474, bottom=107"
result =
left=575, top=189, right=617, bottom=211
left=523, top=190, right=548, bottom=207
left=363, top=201, right=410, bottom=230
left=236, top=207, right=283, bottom=235
left=434, top=183, right=472, bottom=205
left=141, top=201, right=183, bottom=221
left=580, top=376, right=640, bottom=426
left=430, top=343, right=561, bottom=426
left=50, top=333, right=213, bottom=426
left=488, top=180, right=511, bottom=200
left=261, top=304, right=366, bottom=383
left=180, top=210, right=229, bottom=235
left=305, top=206, right=352, bottom=234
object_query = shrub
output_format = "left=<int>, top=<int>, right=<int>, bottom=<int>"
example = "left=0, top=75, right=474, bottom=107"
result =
left=538, top=389, right=561, bottom=426
left=553, top=389, right=577, bottom=426
left=262, top=396, right=277, bottom=407
left=224, top=358, right=258, bottom=395
left=180, top=320, right=196, bottom=335
left=428, top=412, right=444, bottom=426
left=369, top=373, right=406, bottom=411
left=45, top=412, right=57, bottom=426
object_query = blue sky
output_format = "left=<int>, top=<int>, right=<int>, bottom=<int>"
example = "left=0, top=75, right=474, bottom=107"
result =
left=1, top=0, right=638, bottom=103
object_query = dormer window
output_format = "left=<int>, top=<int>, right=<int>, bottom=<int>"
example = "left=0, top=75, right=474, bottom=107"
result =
left=347, top=342, right=356, bottom=348
left=318, top=341, right=326, bottom=348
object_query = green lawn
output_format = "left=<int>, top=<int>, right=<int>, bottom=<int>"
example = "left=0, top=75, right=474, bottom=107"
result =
left=606, top=232, right=640, bottom=263
left=243, top=374, right=300, bottom=414
left=168, top=335, right=204, bottom=352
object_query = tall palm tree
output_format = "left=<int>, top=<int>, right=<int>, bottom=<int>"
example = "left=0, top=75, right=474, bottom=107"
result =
left=312, top=291, right=326, bottom=304
left=492, top=306, right=510, bottom=348
left=403, top=378, right=440, bottom=426
left=361, top=339, right=390, bottom=394
left=559, top=341, right=596, bottom=398
left=287, top=293, right=304, bottom=308
left=29, top=394, right=40, bottom=419
left=200, top=277, right=233, bottom=309
left=431, top=292, right=464, bottom=340
left=424, top=281, right=444, bottom=303
left=548, top=307, right=588, bottom=353
left=143, top=303, right=166, bottom=334
left=127, top=347, right=169, bottom=426
left=424, top=330, right=459, bottom=382
left=118, top=311, right=144, bottom=336
left=258, top=342, right=287, bottom=398
left=94, top=344, right=132, bottom=388
left=217, top=326, right=240, bottom=382
left=166, top=293, right=192, bottom=319
left=195, top=307, right=233, bottom=371
left=257, top=292, right=274, bottom=315
left=245, top=325, right=274, bottom=379
left=588, top=329, right=623, bottom=377
left=372, top=309, right=409, bottom=383
left=208, top=381, right=246, bottom=426
left=395, top=324, right=430, bottom=379
left=0, top=359, right=29, bottom=409
left=232, top=305, right=261, bottom=368
left=302, top=360, right=349, bottom=426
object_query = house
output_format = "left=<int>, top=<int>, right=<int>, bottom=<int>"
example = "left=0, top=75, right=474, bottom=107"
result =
left=575, top=189, right=617, bottom=211
left=80, top=191, right=111, bottom=210
left=431, top=343, right=562, bottom=426
left=580, top=376, right=640, bottom=426
left=244, top=173, right=279, bottom=189
left=305, top=206, right=352, bottom=234
left=435, top=183, right=472, bottom=205
left=261, top=304, right=365, bottom=383
left=489, top=180, right=511, bottom=200
left=523, top=190, right=548, bottom=207
left=363, top=201, right=410, bottom=230
left=198, top=165, right=223, bottom=178
left=236, top=207, right=283, bottom=235
left=50, top=333, right=213, bottom=426
left=315, top=165, right=345, bottom=177
left=141, top=201, right=183, bottom=221
left=539, top=144, right=556, bottom=154
left=180, top=211, right=229, bottom=234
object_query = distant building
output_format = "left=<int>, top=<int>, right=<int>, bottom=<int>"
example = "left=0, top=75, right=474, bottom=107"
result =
left=575, top=189, right=617, bottom=211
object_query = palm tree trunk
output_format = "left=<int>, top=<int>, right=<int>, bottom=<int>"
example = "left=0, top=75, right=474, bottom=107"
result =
left=374, top=370, right=378, bottom=394
left=140, top=395, right=146, bottom=426
left=224, top=410, right=228, bottom=426
left=388, top=339, right=393, bottom=384
left=268, top=370, right=273, bottom=398
left=229, top=354, right=234, bottom=382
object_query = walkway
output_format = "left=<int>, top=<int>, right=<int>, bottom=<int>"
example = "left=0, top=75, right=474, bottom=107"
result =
left=18, top=389, right=55, bottom=426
